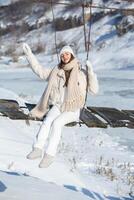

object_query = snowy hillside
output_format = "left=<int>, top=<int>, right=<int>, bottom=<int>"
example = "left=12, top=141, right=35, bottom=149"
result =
left=0, top=0, right=134, bottom=67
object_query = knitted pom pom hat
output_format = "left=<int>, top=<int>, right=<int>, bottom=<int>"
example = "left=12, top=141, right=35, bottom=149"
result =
left=59, top=45, right=75, bottom=57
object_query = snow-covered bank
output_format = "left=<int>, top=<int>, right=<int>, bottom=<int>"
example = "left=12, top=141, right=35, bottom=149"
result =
left=0, top=170, right=90, bottom=200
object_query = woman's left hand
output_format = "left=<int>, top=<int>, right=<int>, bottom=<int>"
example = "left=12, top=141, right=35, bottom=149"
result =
left=23, top=43, right=32, bottom=56
left=86, top=60, right=94, bottom=74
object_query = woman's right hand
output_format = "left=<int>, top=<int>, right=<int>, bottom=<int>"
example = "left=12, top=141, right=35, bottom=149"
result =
left=23, top=43, right=32, bottom=56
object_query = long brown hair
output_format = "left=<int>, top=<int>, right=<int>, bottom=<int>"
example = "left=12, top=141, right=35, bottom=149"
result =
left=58, top=54, right=75, bottom=87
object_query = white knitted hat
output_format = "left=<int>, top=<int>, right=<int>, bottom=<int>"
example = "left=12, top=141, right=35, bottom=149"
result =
left=59, top=45, right=75, bottom=57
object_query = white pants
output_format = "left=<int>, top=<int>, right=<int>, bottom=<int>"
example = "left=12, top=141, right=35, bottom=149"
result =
left=34, top=105, right=80, bottom=156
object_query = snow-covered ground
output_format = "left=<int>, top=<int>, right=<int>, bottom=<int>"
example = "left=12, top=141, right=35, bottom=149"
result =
left=0, top=170, right=90, bottom=200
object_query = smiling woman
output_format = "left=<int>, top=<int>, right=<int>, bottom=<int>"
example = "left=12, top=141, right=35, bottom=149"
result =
left=23, top=43, right=99, bottom=168
left=61, top=52, right=72, bottom=63
left=60, top=46, right=75, bottom=64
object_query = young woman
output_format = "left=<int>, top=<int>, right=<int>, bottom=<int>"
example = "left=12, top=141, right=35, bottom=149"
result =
left=23, top=43, right=99, bottom=168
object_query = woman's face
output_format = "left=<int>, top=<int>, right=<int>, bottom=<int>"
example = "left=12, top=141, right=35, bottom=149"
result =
left=61, top=52, right=72, bottom=64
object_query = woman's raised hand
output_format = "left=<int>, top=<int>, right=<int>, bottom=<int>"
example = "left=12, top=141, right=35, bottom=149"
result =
left=23, top=43, right=32, bottom=56
left=86, top=60, right=94, bottom=74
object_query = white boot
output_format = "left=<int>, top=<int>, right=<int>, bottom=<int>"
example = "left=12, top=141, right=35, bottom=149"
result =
left=27, top=148, right=42, bottom=160
left=39, top=153, right=54, bottom=168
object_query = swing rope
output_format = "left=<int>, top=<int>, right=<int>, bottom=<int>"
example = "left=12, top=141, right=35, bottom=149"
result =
left=87, top=1, right=92, bottom=60
left=51, top=0, right=93, bottom=63
left=51, top=0, right=93, bottom=109
left=51, top=0, right=59, bottom=63
left=82, top=0, right=92, bottom=60
left=82, top=2, right=87, bottom=55
left=81, top=0, right=93, bottom=108
left=49, top=0, right=94, bottom=126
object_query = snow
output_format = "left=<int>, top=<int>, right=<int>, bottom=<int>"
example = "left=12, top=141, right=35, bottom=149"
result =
left=0, top=0, right=11, bottom=7
left=0, top=0, right=19, bottom=7
left=0, top=171, right=90, bottom=200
